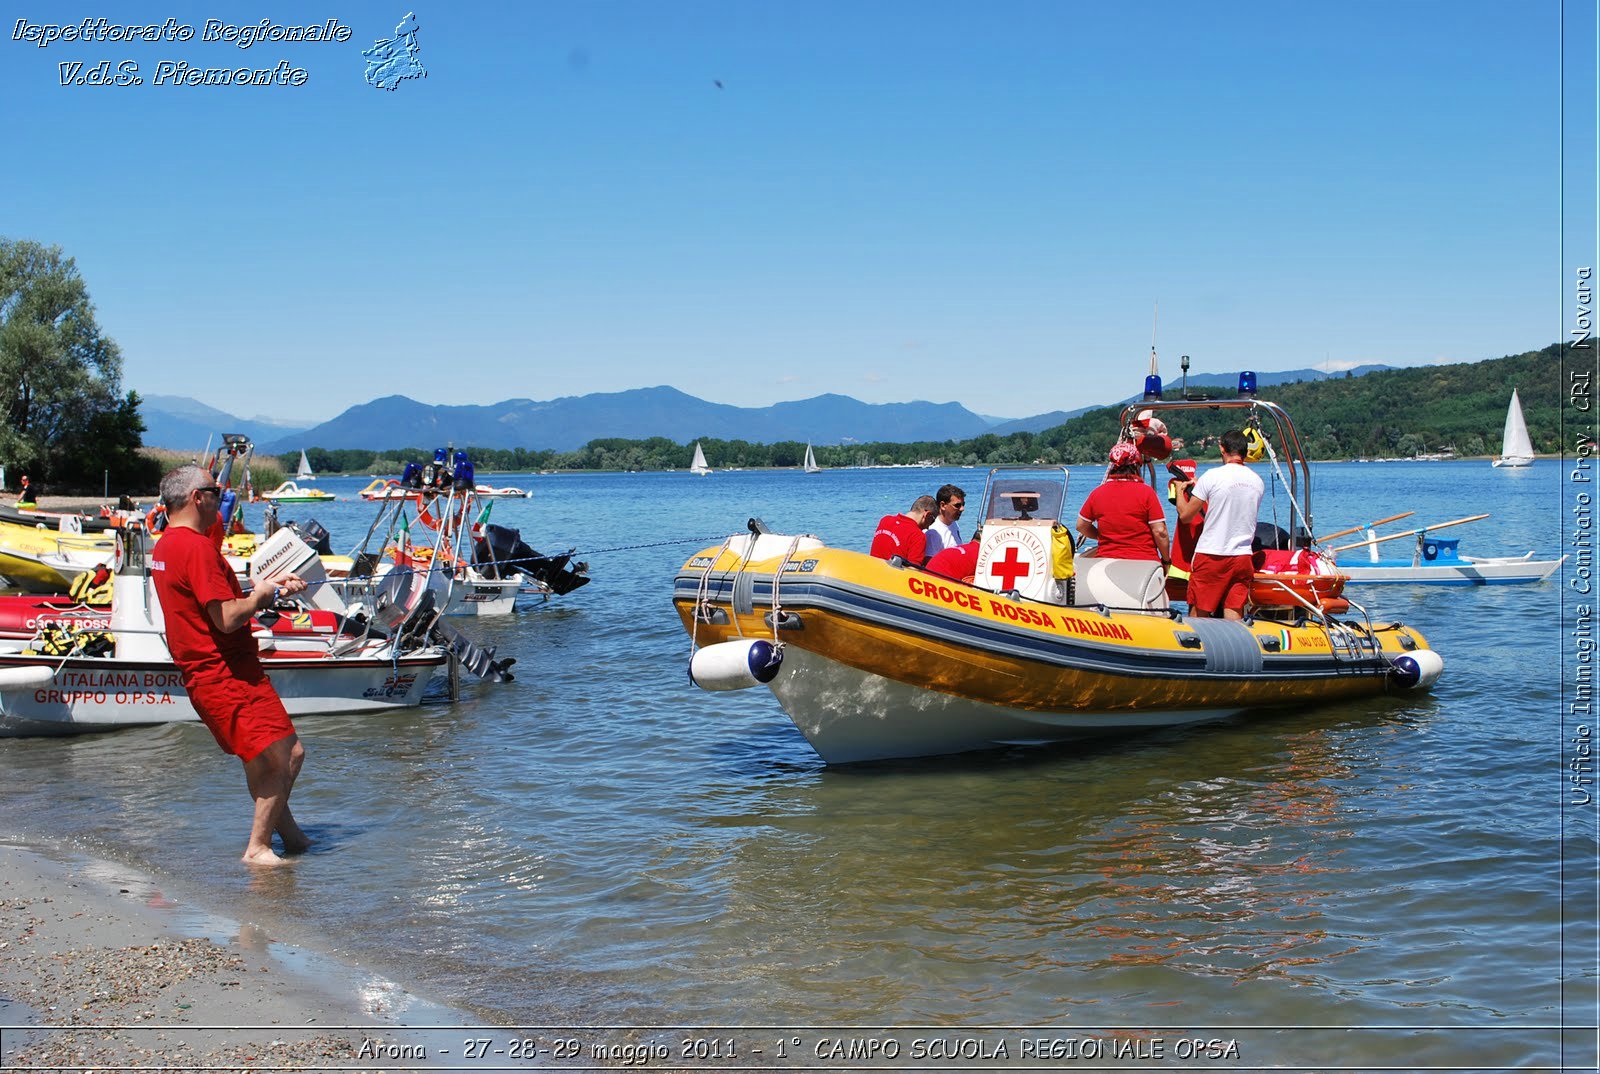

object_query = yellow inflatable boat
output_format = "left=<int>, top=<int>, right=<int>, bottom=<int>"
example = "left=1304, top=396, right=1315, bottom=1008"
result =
left=673, top=394, right=1443, bottom=764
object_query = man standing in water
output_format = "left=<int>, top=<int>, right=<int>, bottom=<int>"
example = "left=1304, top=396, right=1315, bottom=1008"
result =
left=151, top=464, right=310, bottom=866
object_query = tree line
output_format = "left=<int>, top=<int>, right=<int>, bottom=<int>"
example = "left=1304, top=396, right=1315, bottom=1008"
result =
left=280, top=343, right=1571, bottom=474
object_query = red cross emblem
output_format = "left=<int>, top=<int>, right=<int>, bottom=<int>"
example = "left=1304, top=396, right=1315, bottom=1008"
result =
left=990, top=545, right=1032, bottom=590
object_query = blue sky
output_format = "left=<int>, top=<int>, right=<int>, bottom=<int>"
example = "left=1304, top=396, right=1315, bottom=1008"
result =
left=0, top=2, right=1565, bottom=425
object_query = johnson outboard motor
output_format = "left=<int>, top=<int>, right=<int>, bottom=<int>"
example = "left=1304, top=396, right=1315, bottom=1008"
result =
left=472, top=523, right=591, bottom=595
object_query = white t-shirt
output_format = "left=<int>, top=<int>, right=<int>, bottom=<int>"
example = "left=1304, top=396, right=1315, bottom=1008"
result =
left=925, top=517, right=962, bottom=558
left=1191, top=463, right=1264, bottom=557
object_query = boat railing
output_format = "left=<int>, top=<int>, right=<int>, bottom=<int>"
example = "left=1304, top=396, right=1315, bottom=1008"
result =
left=1119, top=397, right=1314, bottom=544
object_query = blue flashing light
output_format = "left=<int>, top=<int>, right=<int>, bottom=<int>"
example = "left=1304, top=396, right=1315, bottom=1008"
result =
left=1238, top=371, right=1258, bottom=397
left=1143, top=374, right=1163, bottom=401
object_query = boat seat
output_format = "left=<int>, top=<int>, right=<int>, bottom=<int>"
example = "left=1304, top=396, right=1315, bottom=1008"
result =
left=1073, top=557, right=1169, bottom=612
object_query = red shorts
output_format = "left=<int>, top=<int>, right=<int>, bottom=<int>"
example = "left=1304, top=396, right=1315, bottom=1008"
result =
left=187, top=674, right=295, bottom=762
left=1186, top=552, right=1256, bottom=615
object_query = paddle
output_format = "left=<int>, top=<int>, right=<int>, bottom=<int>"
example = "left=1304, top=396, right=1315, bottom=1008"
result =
left=1329, top=513, right=1490, bottom=553
left=1318, top=512, right=1415, bottom=544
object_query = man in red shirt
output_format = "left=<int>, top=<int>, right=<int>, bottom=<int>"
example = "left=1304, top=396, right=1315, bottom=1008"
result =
left=151, top=464, right=309, bottom=867
left=925, top=539, right=981, bottom=583
left=869, top=495, right=937, bottom=565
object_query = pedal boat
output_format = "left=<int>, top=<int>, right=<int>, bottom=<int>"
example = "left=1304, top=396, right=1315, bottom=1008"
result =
left=1338, top=535, right=1565, bottom=586
left=674, top=394, right=1444, bottom=764
left=259, top=480, right=336, bottom=503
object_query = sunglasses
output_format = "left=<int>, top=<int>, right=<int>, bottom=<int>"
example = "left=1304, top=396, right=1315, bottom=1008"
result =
left=195, top=486, right=222, bottom=497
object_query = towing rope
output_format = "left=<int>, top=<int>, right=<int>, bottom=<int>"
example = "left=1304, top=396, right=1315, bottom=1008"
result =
left=569, top=535, right=729, bottom=557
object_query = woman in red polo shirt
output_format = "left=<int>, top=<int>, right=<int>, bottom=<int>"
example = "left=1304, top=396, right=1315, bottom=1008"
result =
left=1075, top=441, right=1171, bottom=564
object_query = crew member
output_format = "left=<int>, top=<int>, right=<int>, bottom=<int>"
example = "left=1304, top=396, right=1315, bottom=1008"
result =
left=1176, top=430, right=1264, bottom=620
left=923, top=485, right=966, bottom=559
left=1076, top=442, right=1170, bottom=563
left=870, top=495, right=937, bottom=565
left=151, top=464, right=310, bottom=866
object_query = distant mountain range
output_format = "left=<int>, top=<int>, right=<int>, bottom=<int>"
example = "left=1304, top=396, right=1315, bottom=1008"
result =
left=138, top=365, right=1394, bottom=452
left=139, top=395, right=316, bottom=453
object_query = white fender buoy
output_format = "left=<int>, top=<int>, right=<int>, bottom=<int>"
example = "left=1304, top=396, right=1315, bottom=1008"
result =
left=0, top=665, right=54, bottom=691
left=1390, top=649, right=1444, bottom=690
left=689, top=639, right=783, bottom=691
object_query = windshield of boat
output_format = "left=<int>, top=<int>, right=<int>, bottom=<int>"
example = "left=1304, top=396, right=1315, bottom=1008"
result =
left=979, top=469, right=1070, bottom=524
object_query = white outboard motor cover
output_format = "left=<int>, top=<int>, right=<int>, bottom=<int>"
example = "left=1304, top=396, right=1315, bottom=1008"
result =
left=250, top=528, right=345, bottom=614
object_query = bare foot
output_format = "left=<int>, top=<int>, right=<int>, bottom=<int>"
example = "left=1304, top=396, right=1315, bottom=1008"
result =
left=277, top=811, right=312, bottom=855
left=279, top=831, right=313, bottom=855
left=242, top=846, right=289, bottom=867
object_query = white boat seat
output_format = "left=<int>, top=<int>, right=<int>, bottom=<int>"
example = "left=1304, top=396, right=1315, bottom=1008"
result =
left=1073, top=557, right=1169, bottom=612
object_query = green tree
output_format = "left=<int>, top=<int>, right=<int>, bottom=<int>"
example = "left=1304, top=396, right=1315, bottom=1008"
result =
left=0, top=239, right=134, bottom=489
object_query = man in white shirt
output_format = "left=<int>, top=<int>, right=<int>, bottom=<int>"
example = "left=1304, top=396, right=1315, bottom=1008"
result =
left=923, top=484, right=966, bottom=559
left=1175, top=430, right=1264, bottom=620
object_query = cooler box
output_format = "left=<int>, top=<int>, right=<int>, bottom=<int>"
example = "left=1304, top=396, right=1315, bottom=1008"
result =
left=249, top=528, right=345, bottom=613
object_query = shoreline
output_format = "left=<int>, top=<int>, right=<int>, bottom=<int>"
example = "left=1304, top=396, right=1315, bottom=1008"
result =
left=0, top=842, right=467, bottom=1071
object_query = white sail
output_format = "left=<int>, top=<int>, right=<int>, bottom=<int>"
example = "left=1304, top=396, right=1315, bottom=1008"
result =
left=296, top=449, right=316, bottom=481
left=803, top=444, right=820, bottom=473
left=690, top=442, right=711, bottom=476
left=1492, top=390, right=1535, bottom=468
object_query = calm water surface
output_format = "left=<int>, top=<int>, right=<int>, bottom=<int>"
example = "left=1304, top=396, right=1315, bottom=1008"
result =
left=0, top=460, right=1584, bottom=1066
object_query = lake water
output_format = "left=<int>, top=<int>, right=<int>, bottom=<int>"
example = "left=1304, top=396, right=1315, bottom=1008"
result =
left=0, top=460, right=1589, bottom=1069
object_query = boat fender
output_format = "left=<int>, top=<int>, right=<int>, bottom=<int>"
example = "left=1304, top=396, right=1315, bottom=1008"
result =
left=1389, top=649, right=1444, bottom=690
left=0, top=665, right=54, bottom=691
left=689, top=639, right=783, bottom=691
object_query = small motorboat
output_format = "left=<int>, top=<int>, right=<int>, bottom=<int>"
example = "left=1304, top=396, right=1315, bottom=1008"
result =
left=0, top=527, right=460, bottom=736
left=674, top=385, right=1444, bottom=764
left=259, top=481, right=336, bottom=503
left=0, top=516, right=115, bottom=593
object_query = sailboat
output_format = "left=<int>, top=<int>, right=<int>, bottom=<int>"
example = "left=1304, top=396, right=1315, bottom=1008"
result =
left=689, top=442, right=711, bottom=476
left=296, top=449, right=317, bottom=481
left=803, top=444, right=820, bottom=474
left=1492, top=389, right=1535, bottom=468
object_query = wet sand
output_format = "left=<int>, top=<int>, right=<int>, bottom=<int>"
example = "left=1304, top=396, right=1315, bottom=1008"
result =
left=0, top=845, right=447, bottom=1072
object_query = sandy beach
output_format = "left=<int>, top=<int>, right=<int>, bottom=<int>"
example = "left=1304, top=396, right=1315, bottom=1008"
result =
left=0, top=844, right=450, bottom=1072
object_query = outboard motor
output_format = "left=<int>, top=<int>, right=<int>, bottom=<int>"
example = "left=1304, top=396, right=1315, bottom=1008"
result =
left=289, top=518, right=334, bottom=557
left=1253, top=521, right=1292, bottom=552
left=472, top=523, right=591, bottom=595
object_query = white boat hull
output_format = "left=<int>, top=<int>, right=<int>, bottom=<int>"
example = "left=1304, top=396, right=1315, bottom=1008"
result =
left=770, top=647, right=1244, bottom=765
left=0, top=650, right=447, bottom=735
left=1340, top=553, right=1564, bottom=585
